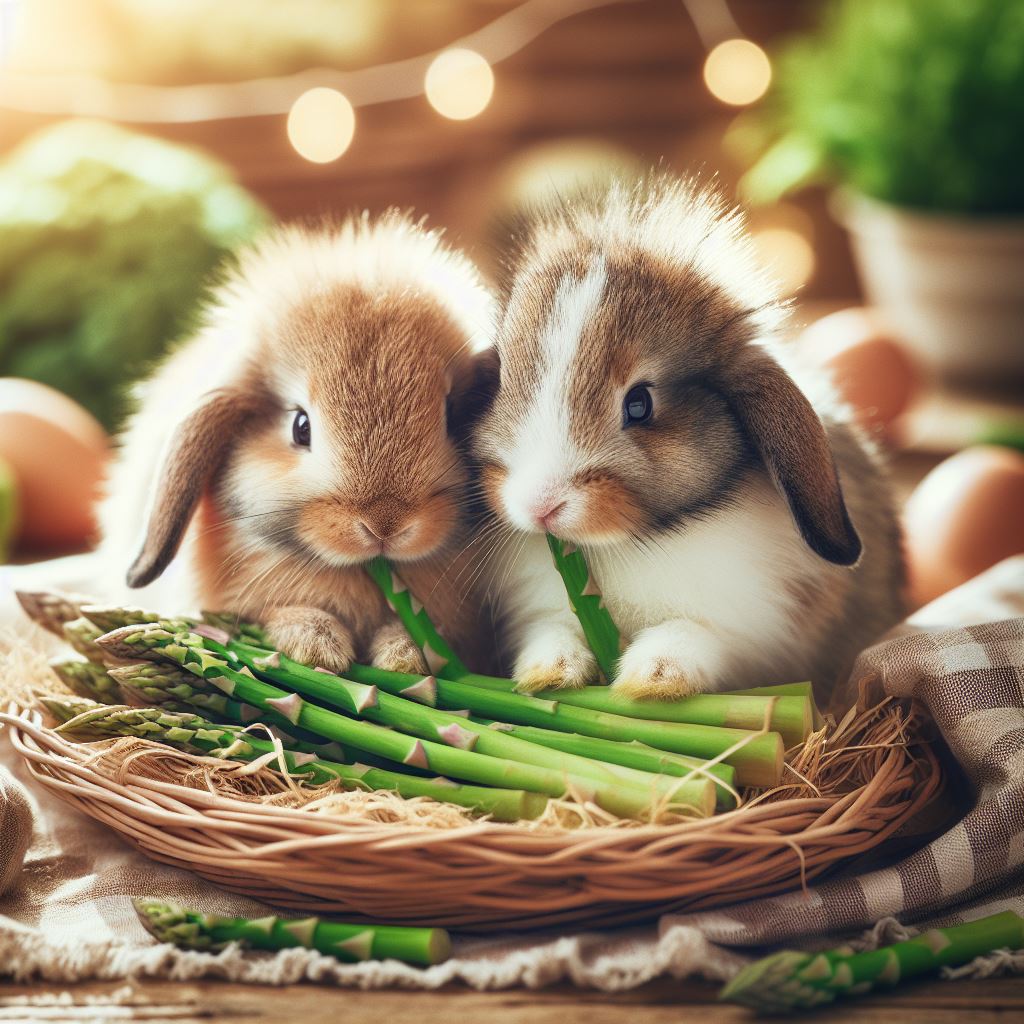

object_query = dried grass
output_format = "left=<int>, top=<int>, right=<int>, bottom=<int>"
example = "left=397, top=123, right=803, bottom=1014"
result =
left=1, top=686, right=941, bottom=931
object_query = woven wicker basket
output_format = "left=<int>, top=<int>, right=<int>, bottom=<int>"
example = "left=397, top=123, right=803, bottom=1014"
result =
left=6, top=698, right=941, bottom=932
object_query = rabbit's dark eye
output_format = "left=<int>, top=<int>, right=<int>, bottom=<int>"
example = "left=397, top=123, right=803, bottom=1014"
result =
left=622, top=385, right=653, bottom=427
left=292, top=409, right=311, bottom=448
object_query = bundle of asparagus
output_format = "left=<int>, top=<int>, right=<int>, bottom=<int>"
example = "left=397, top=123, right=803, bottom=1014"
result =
left=43, top=695, right=545, bottom=822
left=134, top=898, right=451, bottom=966
left=365, top=559, right=812, bottom=748
left=23, top=552, right=819, bottom=824
left=720, top=911, right=1024, bottom=1013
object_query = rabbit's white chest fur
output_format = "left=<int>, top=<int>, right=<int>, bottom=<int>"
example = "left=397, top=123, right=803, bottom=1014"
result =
left=495, top=471, right=845, bottom=692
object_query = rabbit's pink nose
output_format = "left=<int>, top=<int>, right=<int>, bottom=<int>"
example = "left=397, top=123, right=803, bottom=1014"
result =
left=359, top=519, right=413, bottom=543
left=531, top=499, right=567, bottom=531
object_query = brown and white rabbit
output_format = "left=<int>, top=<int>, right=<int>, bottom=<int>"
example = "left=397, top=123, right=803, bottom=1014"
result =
left=474, top=176, right=905, bottom=699
left=98, top=212, right=497, bottom=673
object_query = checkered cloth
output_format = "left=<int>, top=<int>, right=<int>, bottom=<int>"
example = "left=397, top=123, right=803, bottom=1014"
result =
left=0, top=557, right=1022, bottom=989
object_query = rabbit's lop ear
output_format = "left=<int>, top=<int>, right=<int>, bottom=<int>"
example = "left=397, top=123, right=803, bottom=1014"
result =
left=723, top=347, right=862, bottom=566
left=447, top=345, right=500, bottom=444
left=127, top=388, right=258, bottom=588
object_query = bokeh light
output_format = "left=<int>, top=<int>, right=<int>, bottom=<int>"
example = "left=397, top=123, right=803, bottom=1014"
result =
left=425, top=48, right=494, bottom=120
left=287, top=87, right=356, bottom=163
left=703, top=38, right=771, bottom=106
left=752, top=227, right=815, bottom=294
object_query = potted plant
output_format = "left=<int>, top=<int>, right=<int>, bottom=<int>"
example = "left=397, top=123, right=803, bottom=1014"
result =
left=741, top=0, right=1024, bottom=384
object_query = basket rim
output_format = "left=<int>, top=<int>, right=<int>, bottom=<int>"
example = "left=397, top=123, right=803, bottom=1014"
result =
left=3, top=700, right=941, bottom=850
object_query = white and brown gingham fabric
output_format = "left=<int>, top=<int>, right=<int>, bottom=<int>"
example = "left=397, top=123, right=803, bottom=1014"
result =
left=0, top=556, right=1022, bottom=989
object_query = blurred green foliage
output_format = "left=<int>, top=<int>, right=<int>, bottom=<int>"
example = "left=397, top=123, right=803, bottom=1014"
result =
left=0, top=121, right=269, bottom=430
left=741, top=0, right=1024, bottom=214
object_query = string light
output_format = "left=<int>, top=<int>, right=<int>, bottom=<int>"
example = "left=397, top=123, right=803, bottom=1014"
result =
left=287, top=87, right=355, bottom=163
left=748, top=203, right=815, bottom=294
left=703, top=37, right=771, bottom=106
left=425, top=48, right=494, bottom=120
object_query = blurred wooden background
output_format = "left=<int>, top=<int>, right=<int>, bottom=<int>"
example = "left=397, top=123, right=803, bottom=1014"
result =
left=0, top=0, right=858, bottom=297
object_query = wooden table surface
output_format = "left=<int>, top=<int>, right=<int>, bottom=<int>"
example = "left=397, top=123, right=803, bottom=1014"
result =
left=1, top=975, right=1022, bottom=1022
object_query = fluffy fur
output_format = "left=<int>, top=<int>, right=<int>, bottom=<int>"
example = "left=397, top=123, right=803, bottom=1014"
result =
left=98, top=212, right=497, bottom=672
left=474, top=177, right=905, bottom=698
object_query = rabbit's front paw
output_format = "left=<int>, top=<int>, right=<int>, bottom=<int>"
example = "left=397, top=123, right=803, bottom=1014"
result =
left=370, top=622, right=428, bottom=675
left=514, top=627, right=597, bottom=692
left=265, top=606, right=355, bottom=673
left=613, top=620, right=726, bottom=700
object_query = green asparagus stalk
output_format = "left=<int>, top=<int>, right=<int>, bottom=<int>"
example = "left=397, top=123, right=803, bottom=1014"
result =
left=43, top=696, right=547, bottom=822
left=364, top=557, right=468, bottom=678
left=418, top=669, right=809, bottom=749
left=82, top=601, right=812, bottom=759
left=720, top=910, right=1024, bottom=1013
left=15, top=590, right=87, bottom=637
left=134, top=898, right=451, bottom=965
left=337, top=659, right=781, bottom=788
left=545, top=534, right=621, bottom=683
left=106, top=661, right=353, bottom=756
left=62, top=617, right=116, bottom=665
left=731, top=681, right=824, bottom=730
left=198, top=610, right=271, bottom=647
left=49, top=658, right=124, bottom=703
left=96, top=624, right=711, bottom=819
left=85, top=605, right=784, bottom=787
left=221, top=640, right=723, bottom=806
left=482, top=722, right=737, bottom=809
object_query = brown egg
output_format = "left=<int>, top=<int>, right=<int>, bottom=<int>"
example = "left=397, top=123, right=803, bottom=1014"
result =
left=903, top=445, right=1024, bottom=608
left=0, top=378, right=109, bottom=551
left=799, top=308, right=921, bottom=437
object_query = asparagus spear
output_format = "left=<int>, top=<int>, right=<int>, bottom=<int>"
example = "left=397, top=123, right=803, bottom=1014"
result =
left=82, top=604, right=783, bottom=787
left=220, top=640, right=722, bottom=806
left=732, top=681, right=824, bottom=730
left=545, top=534, right=621, bottom=683
left=720, top=910, right=1024, bottom=1013
left=62, top=617, right=117, bottom=665
left=43, top=696, right=546, bottom=822
left=15, top=590, right=88, bottom=637
left=483, top=722, right=737, bottom=809
left=416, top=669, right=810, bottom=749
left=364, top=557, right=468, bottom=677
left=107, top=661, right=355, bottom=758
left=49, top=658, right=124, bottom=703
left=361, top=565, right=805, bottom=760
left=96, top=624, right=710, bottom=819
left=134, top=898, right=451, bottom=965
left=338, top=659, right=781, bottom=788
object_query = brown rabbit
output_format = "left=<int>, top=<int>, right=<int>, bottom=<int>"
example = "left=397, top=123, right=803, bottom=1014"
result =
left=98, top=213, right=497, bottom=672
left=474, top=176, right=905, bottom=699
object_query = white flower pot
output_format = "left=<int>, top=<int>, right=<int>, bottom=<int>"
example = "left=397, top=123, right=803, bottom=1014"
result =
left=835, top=192, right=1024, bottom=383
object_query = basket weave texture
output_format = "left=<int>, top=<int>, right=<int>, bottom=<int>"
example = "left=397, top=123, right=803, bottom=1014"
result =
left=8, top=698, right=942, bottom=932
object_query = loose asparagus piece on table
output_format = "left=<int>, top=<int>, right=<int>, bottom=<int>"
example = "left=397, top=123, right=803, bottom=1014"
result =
left=42, top=696, right=546, bottom=822
left=544, top=533, right=622, bottom=683
left=720, top=910, right=1024, bottom=1013
left=96, top=624, right=712, bottom=819
left=134, top=898, right=451, bottom=965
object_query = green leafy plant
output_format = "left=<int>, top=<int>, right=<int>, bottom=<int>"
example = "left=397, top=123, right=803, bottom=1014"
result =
left=0, top=120, right=268, bottom=429
left=741, top=0, right=1024, bottom=214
